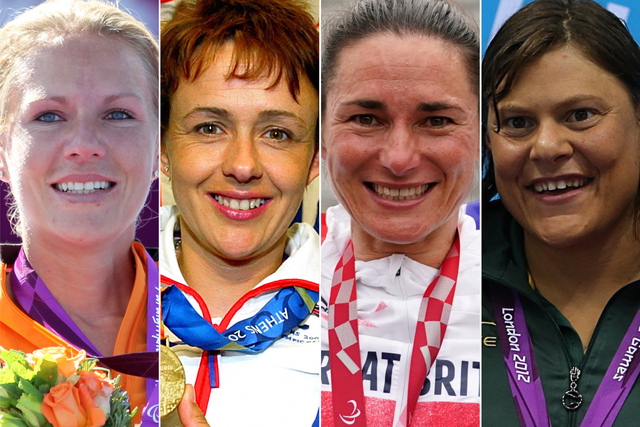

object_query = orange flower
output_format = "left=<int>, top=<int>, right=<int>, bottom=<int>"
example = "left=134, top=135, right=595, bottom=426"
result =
left=29, top=347, right=86, bottom=377
left=78, top=383, right=108, bottom=427
left=77, top=370, right=114, bottom=416
left=41, top=382, right=87, bottom=427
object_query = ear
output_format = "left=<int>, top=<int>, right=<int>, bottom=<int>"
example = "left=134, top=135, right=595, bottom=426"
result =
left=306, top=148, right=320, bottom=186
left=161, top=146, right=170, bottom=178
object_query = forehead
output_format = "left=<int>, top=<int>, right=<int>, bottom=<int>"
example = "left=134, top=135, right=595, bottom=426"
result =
left=171, top=44, right=318, bottom=119
left=329, top=33, right=474, bottom=107
left=13, top=34, right=150, bottom=108
left=497, top=46, right=631, bottom=108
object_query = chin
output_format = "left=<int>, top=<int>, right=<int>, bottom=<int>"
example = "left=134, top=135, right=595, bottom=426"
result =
left=526, top=224, right=592, bottom=250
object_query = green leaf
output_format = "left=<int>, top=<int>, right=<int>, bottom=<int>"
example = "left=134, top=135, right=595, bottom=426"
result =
left=0, top=411, right=29, bottom=427
left=34, top=359, right=57, bottom=388
left=17, top=379, right=42, bottom=401
left=16, top=393, right=48, bottom=427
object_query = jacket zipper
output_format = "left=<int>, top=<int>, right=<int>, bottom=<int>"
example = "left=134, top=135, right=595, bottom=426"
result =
left=489, top=277, right=577, bottom=426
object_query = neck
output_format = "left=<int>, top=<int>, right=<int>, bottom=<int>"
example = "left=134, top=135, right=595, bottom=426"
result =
left=177, top=219, right=286, bottom=319
left=22, top=230, right=136, bottom=356
left=526, top=225, right=640, bottom=349
left=350, top=215, right=458, bottom=269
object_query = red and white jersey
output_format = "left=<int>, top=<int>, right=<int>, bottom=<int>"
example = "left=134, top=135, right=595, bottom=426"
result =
left=320, top=204, right=480, bottom=427
left=160, top=205, right=320, bottom=427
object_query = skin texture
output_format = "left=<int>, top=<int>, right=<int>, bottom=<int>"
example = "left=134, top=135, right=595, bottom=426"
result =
left=0, top=34, right=158, bottom=249
left=0, top=34, right=158, bottom=356
left=487, top=45, right=640, bottom=348
left=488, top=45, right=640, bottom=250
left=322, top=33, right=478, bottom=266
left=162, top=43, right=319, bottom=315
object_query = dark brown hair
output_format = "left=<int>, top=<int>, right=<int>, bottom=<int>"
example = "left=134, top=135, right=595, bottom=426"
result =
left=322, top=0, right=479, bottom=114
left=482, top=0, right=640, bottom=213
left=161, top=0, right=318, bottom=137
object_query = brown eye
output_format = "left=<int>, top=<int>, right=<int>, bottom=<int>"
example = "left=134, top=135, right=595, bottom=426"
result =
left=428, top=117, right=450, bottom=127
left=263, top=129, right=291, bottom=141
left=567, top=109, right=594, bottom=122
left=197, top=124, right=222, bottom=135
left=356, top=115, right=376, bottom=125
left=508, top=117, right=528, bottom=129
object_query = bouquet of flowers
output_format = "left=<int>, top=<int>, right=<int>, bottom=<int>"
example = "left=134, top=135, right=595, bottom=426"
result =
left=0, top=347, right=136, bottom=427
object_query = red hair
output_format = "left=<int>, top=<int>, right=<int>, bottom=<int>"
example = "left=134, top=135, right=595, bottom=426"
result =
left=161, top=0, right=318, bottom=135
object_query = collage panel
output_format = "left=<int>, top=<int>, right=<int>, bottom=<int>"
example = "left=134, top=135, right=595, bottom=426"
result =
left=0, top=0, right=160, bottom=426
left=159, top=0, right=320, bottom=426
left=320, top=0, right=480, bottom=426
left=482, top=1, right=640, bottom=426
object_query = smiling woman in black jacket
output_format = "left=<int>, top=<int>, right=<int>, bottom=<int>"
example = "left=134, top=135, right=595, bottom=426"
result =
left=482, top=1, right=640, bottom=426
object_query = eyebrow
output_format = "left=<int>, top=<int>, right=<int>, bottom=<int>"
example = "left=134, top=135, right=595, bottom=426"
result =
left=340, top=99, right=387, bottom=110
left=340, top=99, right=464, bottom=113
left=104, top=93, right=144, bottom=103
left=417, top=102, right=464, bottom=112
left=498, top=94, right=606, bottom=114
left=257, top=110, right=306, bottom=125
left=182, top=107, right=232, bottom=121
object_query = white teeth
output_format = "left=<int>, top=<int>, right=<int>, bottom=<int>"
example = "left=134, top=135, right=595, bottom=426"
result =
left=532, top=178, right=586, bottom=193
left=214, top=195, right=266, bottom=211
left=373, top=184, right=430, bottom=201
left=55, top=181, right=112, bottom=194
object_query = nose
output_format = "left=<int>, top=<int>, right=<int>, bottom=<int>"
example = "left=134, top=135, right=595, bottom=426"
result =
left=221, top=131, right=263, bottom=183
left=62, top=120, right=106, bottom=160
left=379, top=126, right=420, bottom=176
left=530, top=121, right=574, bottom=163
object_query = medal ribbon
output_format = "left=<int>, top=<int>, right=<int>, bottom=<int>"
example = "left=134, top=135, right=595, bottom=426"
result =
left=162, top=282, right=318, bottom=352
left=492, top=287, right=640, bottom=427
left=10, top=247, right=161, bottom=426
left=329, top=234, right=460, bottom=427
left=161, top=277, right=319, bottom=414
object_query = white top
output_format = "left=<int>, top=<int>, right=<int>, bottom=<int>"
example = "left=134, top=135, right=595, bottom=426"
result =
left=160, top=205, right=320, bottom=427
left=320, top=204, right=481, bottom=427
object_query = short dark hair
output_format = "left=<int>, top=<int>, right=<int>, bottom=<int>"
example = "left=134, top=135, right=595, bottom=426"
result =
left=321, top=0, right=479, bottom=115
left=161, top=0, right=318, bottom=137
left=482, top=0, right=640, bottom=219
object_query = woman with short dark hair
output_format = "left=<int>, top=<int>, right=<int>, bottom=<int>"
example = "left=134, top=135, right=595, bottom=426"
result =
left=482, top=1, right=640, bottom=426
left=320, top=0, right=480, bottom=425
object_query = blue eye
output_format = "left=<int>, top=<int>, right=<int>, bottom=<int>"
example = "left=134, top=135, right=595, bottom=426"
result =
left=106, top=110, right=133, bottom=120
left=36, top=112, right=62, bottom=122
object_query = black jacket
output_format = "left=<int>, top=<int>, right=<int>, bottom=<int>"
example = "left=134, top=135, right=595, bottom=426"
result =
left=482, top=201, right=640, bottom=426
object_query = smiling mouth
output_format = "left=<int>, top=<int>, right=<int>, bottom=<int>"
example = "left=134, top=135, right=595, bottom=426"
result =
left=54, top=181, right=114, bottom=194
left=530, top=178, right=590, bottom=194
left=212, top=194, right=268, bottom=211
left=366, top=183, right=432, bottom=201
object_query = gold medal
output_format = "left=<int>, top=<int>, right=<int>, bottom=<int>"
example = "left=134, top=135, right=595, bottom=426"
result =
left=160, top=345, right=186, bottom=426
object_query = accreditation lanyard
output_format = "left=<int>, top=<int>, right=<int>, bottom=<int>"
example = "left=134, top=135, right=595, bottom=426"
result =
left=11, top=247, right=161, bottom=427
left=161, top=275, right=319, bottom=414
left=329, top=234, right=460, bottom=427
left=491, top=288, right=640, bottom=427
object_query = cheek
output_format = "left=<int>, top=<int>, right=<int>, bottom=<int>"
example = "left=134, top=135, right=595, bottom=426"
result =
left=488, top=138, right=526, bottom=184
left=264, top=150, right=312, bottom=198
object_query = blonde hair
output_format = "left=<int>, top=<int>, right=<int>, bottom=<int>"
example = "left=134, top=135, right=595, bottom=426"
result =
left=0, top=0, right=159, bottom=135
left=0, top=0, right=159, bottom=237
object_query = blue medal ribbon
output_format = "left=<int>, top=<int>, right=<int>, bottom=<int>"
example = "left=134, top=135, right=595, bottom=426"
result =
left=162, top=284, right=318, bottom=353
